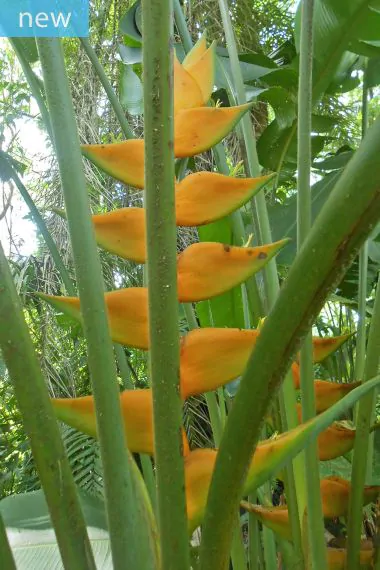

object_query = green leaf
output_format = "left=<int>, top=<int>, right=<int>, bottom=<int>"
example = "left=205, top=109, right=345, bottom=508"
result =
left=120, top=1, right=142, bottom=46
left=197, top=218, right=245, bottom=329
left=257, top=119, right=328, bottom=174
left=120, top=65, right=143, bottom=115
left=1, top=489, right=111, bottom=569
left=313, top=149, right=354, bottom=171
left=118, top=43, right=142, bottom=65
left=367, top=56, right=380, bottom=87
left=257, top=87, right=296, bottom=130
left=13, top=38, right=39, bottom=63
left=268, top=171, right=341, bottom=265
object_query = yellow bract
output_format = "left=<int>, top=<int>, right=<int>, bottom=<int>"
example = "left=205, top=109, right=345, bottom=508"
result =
left=313, top=380, right=361, bottom=413
left=52, top=390, right=190, bottom=457
left=177, top=240, right=288, bottom=302
left=317, top=422, right=356, bottom=461
left=180, top=328, right=259, bottom=397
left=183, top=42, right=215, bottom=105
left=82, top=105, right=252, bottom=189
left=175, top=172, right=272, bottom=226
left=92, top=208, right=146, bottom=263
left=327, top=547, right=373, bottom=569
left=40, top=288, right=149, bottom=349
left=183, top=35, right=207, bottom=67
left=82, top=139, right=145, bottom=189
left=174, top=104, right=253, bottom=157
left=241, top=503, right=291, bottom=541
left=174, top=54, right=204, bottom=114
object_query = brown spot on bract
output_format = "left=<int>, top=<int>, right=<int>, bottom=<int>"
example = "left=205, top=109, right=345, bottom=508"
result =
left=258, top=251, right=267, bottom=259
left=223, top=244, right=231, bottom=252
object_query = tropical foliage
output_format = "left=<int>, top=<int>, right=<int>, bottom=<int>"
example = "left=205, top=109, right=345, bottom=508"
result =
left=1, top=1, right=380, bottom=569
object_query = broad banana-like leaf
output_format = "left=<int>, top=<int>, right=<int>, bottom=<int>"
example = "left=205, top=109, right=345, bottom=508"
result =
left=174, top=103, right=253, bottom=158
left=183, top=42, right=215, bottom=105
left=175, top=172, right=272, bottom=227
left=52, top=390, right=189, bottom=457
left=82, top=139, right=145, bottom=189
left=174, top=54, right=203, bottom=114
left=39, top=288, right=149, bottom=349
left=327, top=547, right=373, bottom=569
left=177, top=240, right=288, bottom=302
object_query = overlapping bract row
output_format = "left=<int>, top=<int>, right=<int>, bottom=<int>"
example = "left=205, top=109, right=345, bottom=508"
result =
left=41, top=37, right=372, bottom=548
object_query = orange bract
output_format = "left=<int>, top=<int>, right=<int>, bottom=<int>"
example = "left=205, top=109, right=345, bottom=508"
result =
left=82, top=139, right=145, bottom=189
left=40, top=288, right=149, bottom=349
left=177, top=240, right=288, bottom=302
left=317, top=423, right=356, bottom=461
left=52, top=390, right=189, bottom=457
left=313, top=380, right=361, bottom=413
left=174, top=104, right=253, bottom=157
left=310, top=334, right=352, bottom=363
left=327, top=547, right=373, bottom=569
left=175, top=172, right=272, bottom=226
left=183, top=35, right=207, bottom=67
left=92, top=208, right=146, bottom=263
left=174, top=54, right=204, bottom=114
left=321, top=476, right=380, bottom=518
left=183, top=42, right=215, bottom=105
left=241, top=503, right=291, bottom=541
left=180, top=327, right=259, bottom=398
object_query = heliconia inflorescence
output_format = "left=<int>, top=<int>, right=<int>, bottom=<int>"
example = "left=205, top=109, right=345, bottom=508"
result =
left=40, top=37, right=366, bottom=544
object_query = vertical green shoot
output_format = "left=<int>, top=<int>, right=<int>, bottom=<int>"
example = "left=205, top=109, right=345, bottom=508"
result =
left=346, top=271, right=380, bottom=569
left=0, top=243, right=95, bottom=570
left=296, top=1, right=327, bottom=568
left=37, top=38, right=154, bottom=570
left=142, top=0, right=190, bottom=568
left=355, top=63, right=369, bottom=382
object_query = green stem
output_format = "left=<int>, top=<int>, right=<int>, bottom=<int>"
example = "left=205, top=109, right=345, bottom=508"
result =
left=80, top=38, right=135, bottom=140
left=346, top=271, right=380, bottom=569
left=296, top=1, right=326, bottom=568
left=230, top=514, right=247, bottom=570
left=247, top=493, right=259, bottom=570
left=36, top=38, right=154, bottom=570
left=9, top=38, right=53, bottom=141
left=355, top=62, right=370, bottom=381
left=142, top=1, right=190, bottom=568
left=0, top=511, right=17, bottom=570
left=140, top=454, right=157, bottom=514
left=173, top=0, right=193, bottom=52
left=216, top=0, right=278, bottom=307
left=0, top=243, right=95, bottom=570
left=199, top=115, right=380, bottom=570
left=114, top=344, right=134, bottom=390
